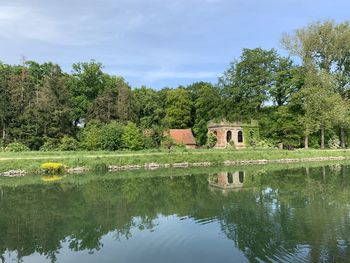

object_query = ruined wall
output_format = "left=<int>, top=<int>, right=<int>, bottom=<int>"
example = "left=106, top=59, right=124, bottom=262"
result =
left=208, top=122, right=245, bottom=149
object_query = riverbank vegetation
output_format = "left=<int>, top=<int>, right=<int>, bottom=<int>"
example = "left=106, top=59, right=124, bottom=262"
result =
left=1, top=148, right=350, bottom=174
left=1, top=20, right=350, bottom=150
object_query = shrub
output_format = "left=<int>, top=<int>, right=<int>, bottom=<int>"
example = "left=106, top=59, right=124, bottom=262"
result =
left=78, top=121, right=103, bottom=150
left=228, top=140, right=236, bottom=149
left=0, top=139, right=4, bottom=151
left=100, top=121, right=125, bottom=150
left=40, top=138, right=59, bottom=151
left=5, top=141, right=30, bottom=152
left=41, top=162, right=65, bottom=174
left=207, top=133, right=217, bottom=148
left=328, top=136, right=340, bottom=149
left=255, top=140, right=274, bottom=149
left=122, top=122, right=144, bottom=150
left=59, top=136, right=78, bottom=151
left=161, top=135, right=174, bottom=149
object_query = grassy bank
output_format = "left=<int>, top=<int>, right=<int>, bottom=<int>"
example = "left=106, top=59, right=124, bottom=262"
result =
left=1, top=148, right=350, bottom=174
left=0, top=159, right=349, bottom=187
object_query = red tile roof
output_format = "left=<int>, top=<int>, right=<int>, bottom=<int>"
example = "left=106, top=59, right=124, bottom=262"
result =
left=169, top=129, right=196, bottom=145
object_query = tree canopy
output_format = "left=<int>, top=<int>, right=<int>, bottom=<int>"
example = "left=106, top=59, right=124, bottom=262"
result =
left=1, top=20, right=350, bottom=150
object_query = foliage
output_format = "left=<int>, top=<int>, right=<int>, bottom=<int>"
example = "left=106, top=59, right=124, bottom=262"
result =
left=328, top=136, right=340, bottom=149
left=161, top=135, right=175, bottom=149
left=2, top=21, right=350, bottom=150
left=122, top=122, right=144, bottom=150
left=41, top=162, right=65, bottom=174
left=0, top=139, right=4, bottom=151
left=207, top=133, right=217, bottom=148
left=164, top=88, right=193, bottom=128
left=59, top=136, right=78, bottom=151
left=78, top=121, right=103, bottom=150
left=40, top=138, right=59, bottom=151
left=5, top=141, right=30, bottom=152
left=100, top=121, right=125, bottom=151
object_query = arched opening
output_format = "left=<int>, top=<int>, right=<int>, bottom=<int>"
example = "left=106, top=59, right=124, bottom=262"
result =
left=226, top=130, right=232, bottom=143
left=239, top=171, right=244, bottom=183
left=227, top=172, right=233, bottom=184
left=238, top=130, right=243, bottom=143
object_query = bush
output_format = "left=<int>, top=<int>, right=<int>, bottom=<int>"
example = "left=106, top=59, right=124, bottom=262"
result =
left=59, top=136, right=78, bottom=151
left=78, top=121, right=103, bottom=150
left=207, top=133, right=217, bottom=148
left=328, top=136, right=340, bottom=149
left=40, top=138, right=59, bottom=151
left=100, top=121, right=125, bottom=150
left=5, top=141, right=30, bottom=152
left=228, top=140, right=235, bottom=149
left=122, top=122, right=144, bottom=150
left=0, top=139, right=4, bottom=151
left=41, top=162, right=65, bottom=174
left=255, top=140, right=274, bottom=149
left=161, top=135, right=174, bottom=149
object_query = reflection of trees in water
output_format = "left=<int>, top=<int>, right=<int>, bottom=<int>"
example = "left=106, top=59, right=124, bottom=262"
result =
left=219, top=165, right=350, bottom=262
left=1, top=165, right=350, bottom=262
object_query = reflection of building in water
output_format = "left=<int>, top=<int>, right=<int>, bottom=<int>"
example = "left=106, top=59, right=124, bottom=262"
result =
left=209, top=171, right=245, bottom=191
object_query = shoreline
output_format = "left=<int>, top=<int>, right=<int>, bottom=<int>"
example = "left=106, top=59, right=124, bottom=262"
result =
left=1, top=154, right=349, bottom=177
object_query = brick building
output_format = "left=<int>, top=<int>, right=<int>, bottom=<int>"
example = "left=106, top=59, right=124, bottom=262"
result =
left=208, top=121, right=245, bottom=149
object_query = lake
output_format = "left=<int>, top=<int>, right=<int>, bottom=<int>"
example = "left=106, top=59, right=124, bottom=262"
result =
left=1, top=163, right=350, bottom=262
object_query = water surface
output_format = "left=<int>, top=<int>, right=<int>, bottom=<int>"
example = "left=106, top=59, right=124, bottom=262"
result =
left=1, top=164, right=350, bottom=262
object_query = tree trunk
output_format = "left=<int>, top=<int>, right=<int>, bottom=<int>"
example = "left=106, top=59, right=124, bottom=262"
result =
left=2, top=125, right=5, bottom=140
left=304, top=135, right=309, bottom=149
left=320, top=125, right=325, bottom=149
left=340, top=126, right=346, bottom=149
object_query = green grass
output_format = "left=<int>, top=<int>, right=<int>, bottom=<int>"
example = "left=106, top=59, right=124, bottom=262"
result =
left=1, top=159, right=349, bottom=188
left=1, top=148, right=350, bottom=174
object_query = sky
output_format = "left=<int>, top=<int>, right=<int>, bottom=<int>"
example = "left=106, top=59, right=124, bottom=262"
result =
left=0, top=0, right=349, bottom=89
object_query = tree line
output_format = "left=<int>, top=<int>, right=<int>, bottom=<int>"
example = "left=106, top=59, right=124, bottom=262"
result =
left=1, top=20, right=350, bottom=151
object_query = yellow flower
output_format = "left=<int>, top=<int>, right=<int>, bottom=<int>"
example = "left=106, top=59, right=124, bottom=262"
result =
left=41, top=162, right=65, bottom=174
left=41, top=175, right=64, bottom=182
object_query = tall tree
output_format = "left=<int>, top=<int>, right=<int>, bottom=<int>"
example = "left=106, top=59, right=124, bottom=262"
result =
left=69, top=61, right=105, bottom=125
left=164, top=87, right=193, bottom=129
left=219, top=48, right=279, bottom=120
left=188, top=82, right=222, bottom=145
left=133, top=86, right=164, bottom=128
left=283, top=20, right=350, bottom=148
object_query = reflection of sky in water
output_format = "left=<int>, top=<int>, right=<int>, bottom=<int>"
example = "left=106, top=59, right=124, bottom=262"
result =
left=6, top=215, right=247, bottom=263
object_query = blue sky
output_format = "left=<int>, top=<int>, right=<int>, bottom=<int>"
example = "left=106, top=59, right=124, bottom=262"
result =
left=0, top=0, right=349, bottom=89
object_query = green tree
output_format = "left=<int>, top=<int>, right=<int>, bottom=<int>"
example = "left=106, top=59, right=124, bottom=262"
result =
left=188, top=82, right=222, bottom=145
left=69, top=61, right=105, bottom=125
left=134, top=86, right=164, bottom=128
left=220, top=48, right=278, bottom=119
left=164, top=87, right=193, bottom=128
left=282, top=20, right=350, bottom=148
left=270, top=58, right=304, bottom=106
left=122, top=122, right=143, bottom=150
